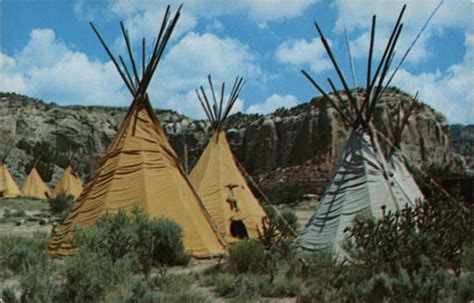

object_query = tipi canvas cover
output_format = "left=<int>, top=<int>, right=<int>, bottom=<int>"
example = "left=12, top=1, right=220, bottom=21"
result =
left=190, top=76, right=267, bottom=241
left=53, top=166, right=83, bottom=200
left=48, top=7, right=227, bottom=258
left=22, top=167, right=51, bottom=200
left=387, top=151, right=424, bottom=207
left=296, top=5, right=423, bottom=257
left=296, top=128, right=405, bottom=255
left=0, top=164, right=21, bottom=198
left=190, top=131, right=267, bottom=241
left=385, top=99, right=424, bottom=207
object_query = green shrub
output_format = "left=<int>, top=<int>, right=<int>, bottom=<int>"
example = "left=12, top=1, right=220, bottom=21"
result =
left=331, top=193, right=472, bottom=301
left=60, top=249, right=134, bottom=302
left=5, top=245, right=38, bottom=274
left=234, top=274, right=271, bottom=300
left=263, top=275, right=302, bottom=297
left=298, top=284, right=329, bottom=302
left=48, top=193, right=74, bottom=219
left=155, top=273, right=194, bottom=293
left=229, top=240, right=266, bottom=274
left=262, top=184, right=304, bottom=204
left=299, top=250, right=337, bottom=281
left=3, top=207, right=26, bottom=218
left=213, top=273, right=237, bottom=296
left=160, top=291, right=209, bottom=303
left=132, top=209, right=189, bottom=270
left=2, top=288, right=19, bottom=303
left=259, top=206, right=299, bottom=257
left=105, top=277, right=162, bottom=303
left=453, top=273, right=474, bottom=303
left=19, top=259, right=58, bottom=303
left=73, top=207, right=190, bottom=279
left=74, top=210, right=136, bottom=264
left=343, top=193, right=471, bottom=275
left=0, top=233, right=49, bottom=276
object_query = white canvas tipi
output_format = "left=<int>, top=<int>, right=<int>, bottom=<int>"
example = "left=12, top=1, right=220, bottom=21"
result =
left=296, top=5, right=423, bottom=257
left=385, top=99, right=424, bottom=207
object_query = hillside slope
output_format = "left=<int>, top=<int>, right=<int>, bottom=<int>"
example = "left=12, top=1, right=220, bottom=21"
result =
left=0, top=90, right=469, bottom=195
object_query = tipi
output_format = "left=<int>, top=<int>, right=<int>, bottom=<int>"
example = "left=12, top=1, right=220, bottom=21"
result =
left=189, top=76, right=268, bottom=241
left=48, top=6, right=227, bottom=258
left=385, top=96, right=424, bottom=206
left=0, top=164, right=21, bottom=198
left=53, top=166, right=83, bottom=200
left=22, top=167, right=52, bottom=200
left=296, top=5, right=423, bottom=257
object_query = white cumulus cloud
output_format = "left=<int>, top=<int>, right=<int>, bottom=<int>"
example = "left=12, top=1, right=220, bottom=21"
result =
left=332, top=0, right=471, bottom=65
left=276, top=37, right=332, bottom=73
left=146, top=31, right=262, bottom=117
left=391, top=33, right=473, bottom=124
left=1, top=28, right=128, bottom=106
left=0, top=53, right=27, bottom=93
left=1, top=27, right=261, bottom=117
left=247, top=94, right=299, bottom=114
left=75, top=0, right=320, bottom=33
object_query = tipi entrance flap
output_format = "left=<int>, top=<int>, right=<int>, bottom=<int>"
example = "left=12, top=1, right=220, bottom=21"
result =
left=189, top=76, right=268, bottom=241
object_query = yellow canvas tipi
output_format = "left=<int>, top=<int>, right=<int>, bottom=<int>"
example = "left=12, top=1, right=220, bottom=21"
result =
left=49, top=6, right=227, bottom=258
left=53, top=166, right=83, bottom=200
left=189, top=76, right=267, bottom=241
left=22, top=167, right=51, bottom=200
left=0, top=164, right=21, bottom=198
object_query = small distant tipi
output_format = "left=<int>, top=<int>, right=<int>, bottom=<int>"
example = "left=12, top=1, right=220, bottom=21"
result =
left=22, top=167, right=51, bottom=200
left=0, top=143, right=21, bottom=198
left=296, top=5, right=423, bottom=257
left=48, top=6, right=227, bottom=258
left=53, top=166, right=83, bottom=200
left=189, top=76, right=268, bottom=241
left=0, top=164, right=21, bottom=198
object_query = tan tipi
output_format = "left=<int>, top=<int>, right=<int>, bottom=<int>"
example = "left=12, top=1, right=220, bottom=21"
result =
left=48, top=6, right=227, bottom=258
left=190, top=76, right=268, bottom=241
left=53, top=166, right=83, bottom=200
left=22, top=167, right=51, bottom=200
left=296, top=5, right=423, bottom=258
left=0, top=164, right=21, bottom=198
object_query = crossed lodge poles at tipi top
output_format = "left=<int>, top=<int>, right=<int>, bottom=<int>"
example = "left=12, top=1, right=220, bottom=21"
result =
left=48, top=5, right=228, bottom=258
left=295, top=5, right=425, bottom=258
left=189, top=75, right=268, bottom=241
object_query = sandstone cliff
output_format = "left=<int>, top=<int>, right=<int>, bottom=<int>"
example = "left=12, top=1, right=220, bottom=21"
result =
left=0, top=90, right=469, bottom=195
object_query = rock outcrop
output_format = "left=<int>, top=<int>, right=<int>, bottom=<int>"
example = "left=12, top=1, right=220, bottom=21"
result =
left=0, top=90, right=469, bottom=195
left=450, top=124, right=474, bottom=174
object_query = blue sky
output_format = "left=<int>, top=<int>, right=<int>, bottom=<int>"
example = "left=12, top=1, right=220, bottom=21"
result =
left=1, top=0, right=472, bottom=124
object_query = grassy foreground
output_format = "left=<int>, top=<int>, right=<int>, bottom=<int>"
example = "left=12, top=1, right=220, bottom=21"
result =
left=0, top=194, right=473, bottom=302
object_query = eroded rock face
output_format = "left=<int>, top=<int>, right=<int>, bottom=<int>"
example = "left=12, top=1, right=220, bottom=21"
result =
left=450, top=124, right=474, bottom=175
left=0, top=89, right=469, bottom=193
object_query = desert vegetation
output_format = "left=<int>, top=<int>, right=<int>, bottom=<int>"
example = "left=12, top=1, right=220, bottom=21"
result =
left=0, top=193, right=472, bottom=302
